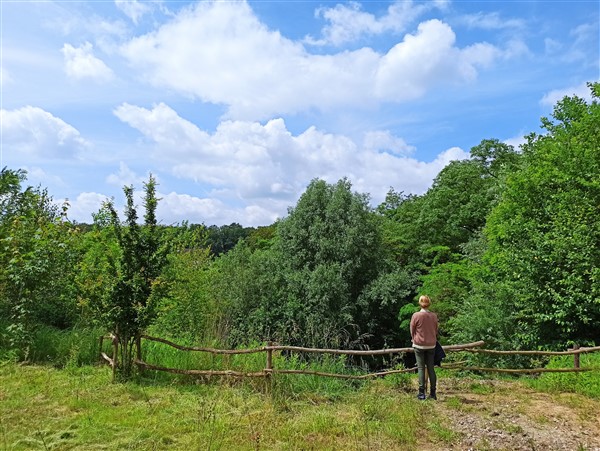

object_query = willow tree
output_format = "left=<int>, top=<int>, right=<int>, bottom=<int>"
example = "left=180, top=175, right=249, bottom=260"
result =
left=276, top=178, right=384, bottom=347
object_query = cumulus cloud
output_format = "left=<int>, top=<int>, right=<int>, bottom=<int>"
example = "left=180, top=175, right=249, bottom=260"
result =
left=375, top=20, right=500, bottom=101
left=156, top=192, right=280, bottom=226
left=62, top=192, right=109, bottom=223
left=67, top=187, right=280, bottom=227
left=106, top=162, right=148, bottom=188
left=363, top=130, right=415, bottom=155
left=62, top=42, right=114, bottom=82
left=305, top=0, right=448, bottom=46
left=114, top=102, right=469, bottom=224
left=1, top=106, right=90, bottom=159
left=503, top=134, right=527, bottom=150
left=114, top=102, right=210, bottom=153
left=540, top=82, right=592, bottom=107
left=22, top=166, right=66, bottom=188
left=120, top=2, right=506, bottom=120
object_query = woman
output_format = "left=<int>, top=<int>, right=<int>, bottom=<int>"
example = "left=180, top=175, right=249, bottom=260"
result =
left=410, top=295, right=439, bottom=400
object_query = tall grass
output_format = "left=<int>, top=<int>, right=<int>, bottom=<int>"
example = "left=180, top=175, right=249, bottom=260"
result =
left=0, top=362, right=448, bottom=451
left=138, top=337, right=367, bottom=399
left=0, top=325, right=104, bottom=367
left=527, top=353, right=600, bottom=398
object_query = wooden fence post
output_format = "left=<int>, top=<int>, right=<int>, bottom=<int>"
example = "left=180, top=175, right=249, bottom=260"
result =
left=111, top=334, right=118, bottom=383
left=265, top=342, right=273, bottom=393
left=266, top=341, right=273, bottom=373
left=98, top=335, right=105, bottom=364
left=573, top=344, right=580, bottom=370
left=136, top=335, right=143, bottom=375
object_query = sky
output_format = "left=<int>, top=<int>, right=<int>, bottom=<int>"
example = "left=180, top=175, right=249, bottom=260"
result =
left=1, top=0, right=598, bottom=227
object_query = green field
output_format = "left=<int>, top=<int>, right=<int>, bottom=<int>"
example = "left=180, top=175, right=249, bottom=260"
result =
left=0, top=362, right=453, bottom=450
left=4, top=358, right=600, bottom=450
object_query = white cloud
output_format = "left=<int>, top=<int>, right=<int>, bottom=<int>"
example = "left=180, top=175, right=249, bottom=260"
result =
left=456, top=12, right=525, bottom=30
left=106, top=162, right=147, bottom=188
left=114, top=102, right=470, bottom=224
left=156, top=192, right=279, bottom=226
left=120, top=2, right=505, bottom=120
left=1, top=106, right=90, bottom=159
left=375, top=20, right=500, bottom=101
left=65, top=192, right=110, bottom=223
left=114, top=103, right=210, bottom=152
left=503, top=134, right=527, bottom=150
left=22, top=166, right=66, bottom=188
left=540, top=82, right=592, bottom=107
left=115, top=0, right=152, bottom=24
left=62, top=42, right=114, bottom=82
left=306, top=0, right=447, bottom=46
left=363, top=130, right=415, bottom=155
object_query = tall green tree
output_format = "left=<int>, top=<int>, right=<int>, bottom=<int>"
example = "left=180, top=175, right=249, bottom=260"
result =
left=463, top=83, right=600, bottom=349
left=417, top=139, right=520, bottom=258
left=149, top=224, right=215, bottom=343
left=210, top=241, right=287, bottom=346
left=90, top=175, right=169, bottom=376
left=277, top=178, right=384, bottom=347
left=0, top=168, right=80, bottom=358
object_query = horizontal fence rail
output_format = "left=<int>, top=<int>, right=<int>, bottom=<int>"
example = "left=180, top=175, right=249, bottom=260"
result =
left=140, top=335, right=485, bottom=356
left=99, top=334, right=600, bottom=380
left=463, top=346, right=600, bottom=356
left=268, top=341, right=485, bottom=356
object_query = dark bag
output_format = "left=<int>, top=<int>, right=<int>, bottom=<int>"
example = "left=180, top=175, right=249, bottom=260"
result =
left=434, top=341, right=446, bottom=366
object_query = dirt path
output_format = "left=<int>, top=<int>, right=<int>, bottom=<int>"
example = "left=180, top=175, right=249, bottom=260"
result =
left=423, top=378, right=600, bottom=450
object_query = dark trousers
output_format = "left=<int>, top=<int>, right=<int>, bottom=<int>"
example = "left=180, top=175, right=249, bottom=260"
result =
left=414, top=347, right=436, bottom=393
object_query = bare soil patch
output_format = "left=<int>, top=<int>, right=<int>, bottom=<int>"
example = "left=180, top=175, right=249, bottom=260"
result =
left=428, top=378, right=600, bottom=450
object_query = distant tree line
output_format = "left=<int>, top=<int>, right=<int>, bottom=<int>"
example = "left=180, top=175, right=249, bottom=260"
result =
left=1, top=83, right=598, bottom=374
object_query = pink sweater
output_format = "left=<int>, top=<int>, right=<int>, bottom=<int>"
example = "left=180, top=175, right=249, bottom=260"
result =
left=410, top=309, right=438, bottom=349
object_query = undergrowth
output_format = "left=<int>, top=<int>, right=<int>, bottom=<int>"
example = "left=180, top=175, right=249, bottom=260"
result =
left=527, top=353, right=600, bottom=399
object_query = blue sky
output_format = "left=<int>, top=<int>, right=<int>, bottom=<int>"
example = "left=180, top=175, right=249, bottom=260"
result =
left=1, top=0, right=598, bottom=226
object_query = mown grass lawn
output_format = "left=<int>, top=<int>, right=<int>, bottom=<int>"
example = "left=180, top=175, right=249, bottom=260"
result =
left=0, top=363, right=455, bottom=450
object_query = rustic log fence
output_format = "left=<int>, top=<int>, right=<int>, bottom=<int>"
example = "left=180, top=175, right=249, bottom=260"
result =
left=99, top=334, right=600, bottom=381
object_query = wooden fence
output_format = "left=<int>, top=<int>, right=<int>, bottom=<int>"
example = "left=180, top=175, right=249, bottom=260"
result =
left=99, top=334, right=600, bottom=381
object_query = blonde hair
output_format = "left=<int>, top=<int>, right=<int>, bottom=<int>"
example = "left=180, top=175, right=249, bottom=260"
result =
left=418, top=295, right=431, bottom=308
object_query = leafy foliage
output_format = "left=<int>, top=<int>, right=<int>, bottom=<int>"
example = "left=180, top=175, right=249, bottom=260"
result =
left=477, top=83, right=600, bottom=348
left=276, top=178, right=385, bottom=348
left=87, top=175, right=169, bottom=376
left=0, top=168, right=81, bottom=358
left=2, top=82, right=599, bottom=374
left=150, top=225, right=216, bottom=342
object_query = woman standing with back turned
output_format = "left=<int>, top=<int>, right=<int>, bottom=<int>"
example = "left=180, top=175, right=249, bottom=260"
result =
left=410, top=295, right=439, bottom=400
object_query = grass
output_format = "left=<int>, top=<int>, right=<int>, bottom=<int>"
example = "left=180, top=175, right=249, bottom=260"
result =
left=0, top=362, right=453, bottom=450
left=527, top=353, right=600, bottom=399
left=3, top=328, right=599, bottom=449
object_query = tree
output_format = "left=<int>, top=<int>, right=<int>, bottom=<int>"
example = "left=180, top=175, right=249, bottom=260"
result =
left=276, top=178, right=384, bottom=347
left=0, top=168, right=81, bottom=358
left=90, top=175, right=169, bottom=377
left=418, top=139, right=520, bottom=256
left=149, top=224, right=214, bottom=343
left=470, top=83, right=600, bottom=348
left=206, top=223, right=252, bottom=256
left=209, top=241, right=287, bottom=346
